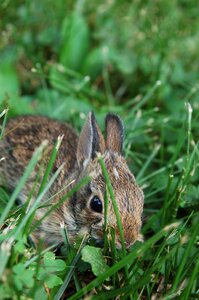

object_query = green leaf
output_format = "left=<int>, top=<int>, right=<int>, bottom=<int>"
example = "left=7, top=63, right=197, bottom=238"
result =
left=45, top=274, right=63, bottom=288
left=8, top=96, right=33, bottom=115
left=44, top=252, right=66, bottom=272
left=81, top=245, right=109, bottom=276
left=44, top=251, right=56, bottom=262
left=13, top=263, right=25, bottom=274
left=13, top=263, right=34, bottom=290
left=37, top=262, right=64, bottom=286
left=59, top=9, right=90, bottom=70
left=14, top=241, right=25, bottom=254
left=22, top=269, right=34, bottom=288
left=34, top=286, right=48, bottom=300
left=0, top=64, right=19, bottom=102
left=0, top=283, right=13, bottom=300
left=13, top=275, right=23, bottom=291
left=82, top=47, right=104, bottom=79
left=37, top=267, right=47, bottom=281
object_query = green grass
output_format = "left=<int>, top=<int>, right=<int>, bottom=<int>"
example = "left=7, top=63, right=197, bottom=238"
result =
left=0, top=0, right=199, bottom=299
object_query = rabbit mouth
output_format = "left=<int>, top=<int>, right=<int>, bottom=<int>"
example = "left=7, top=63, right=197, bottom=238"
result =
left=89, top=224, right=104, bottom=246
left=92, top=238, right=104, bottom=247
left=89, top=234, right=104, bottom=247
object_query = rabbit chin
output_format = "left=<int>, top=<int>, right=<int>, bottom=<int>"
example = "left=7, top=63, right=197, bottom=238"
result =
left=77, top=225, right=104, bottom=245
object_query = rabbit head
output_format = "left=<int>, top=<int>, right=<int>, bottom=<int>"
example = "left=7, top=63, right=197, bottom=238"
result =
left=70, top=112, right=144, bottom=248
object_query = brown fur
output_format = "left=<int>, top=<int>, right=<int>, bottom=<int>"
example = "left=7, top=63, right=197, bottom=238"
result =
left=0, top=113, right=144, bottom=248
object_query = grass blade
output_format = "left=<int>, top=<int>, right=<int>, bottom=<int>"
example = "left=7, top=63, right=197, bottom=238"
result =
left=0, top=141, right=47, bottom=226
left=0, top=108, right=9, bottom=140
left=37, top=135, right=64, bottom=195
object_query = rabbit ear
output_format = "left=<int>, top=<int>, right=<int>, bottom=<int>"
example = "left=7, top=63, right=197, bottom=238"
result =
left=77, top=112, right=105, bottom=167
left=105, top=113, right=124, bottom=154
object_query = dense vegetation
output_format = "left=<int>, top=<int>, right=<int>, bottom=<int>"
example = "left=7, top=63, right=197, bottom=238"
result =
left=0, top=0, right=198, bottom=299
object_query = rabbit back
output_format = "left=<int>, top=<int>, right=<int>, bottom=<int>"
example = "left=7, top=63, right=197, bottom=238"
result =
left=0, top=115, right=78, bottom=198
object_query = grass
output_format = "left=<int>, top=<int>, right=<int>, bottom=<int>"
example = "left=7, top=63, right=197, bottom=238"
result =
left=0, top=0, right=199, bottom=299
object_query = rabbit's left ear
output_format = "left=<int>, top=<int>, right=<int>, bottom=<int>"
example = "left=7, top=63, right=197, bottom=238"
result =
left=105, top=113, right=124, bottom=154
left=77, top=112, right=105, bottom=167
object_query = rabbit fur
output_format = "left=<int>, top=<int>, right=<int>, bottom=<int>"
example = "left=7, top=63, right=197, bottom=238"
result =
left=0, top=112, right=144, bottom=248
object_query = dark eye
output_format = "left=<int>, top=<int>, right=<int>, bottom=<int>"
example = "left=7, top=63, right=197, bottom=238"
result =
left=90, top=196, right=103, bottom=213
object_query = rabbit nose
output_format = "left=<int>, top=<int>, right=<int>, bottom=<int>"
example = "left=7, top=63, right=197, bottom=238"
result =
left=115, top=238, right=133, bottom=249
left=112, top=234, right=131, bottom=249
left=114, top=238, right=132, bottom=249
left=123, top=231, right=137, bottom=248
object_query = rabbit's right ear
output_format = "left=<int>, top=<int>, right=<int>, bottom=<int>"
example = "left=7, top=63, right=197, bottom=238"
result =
left=77, top=112, right=105, bottom=168
left=105, top=113, right=124, bottom=154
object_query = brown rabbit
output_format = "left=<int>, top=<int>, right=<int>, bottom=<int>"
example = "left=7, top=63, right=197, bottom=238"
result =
left=0, top=112, right=144, bottom=248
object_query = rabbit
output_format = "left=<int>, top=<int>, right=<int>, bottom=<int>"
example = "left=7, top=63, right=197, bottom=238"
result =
left=0, top=112, right=144, bottom=248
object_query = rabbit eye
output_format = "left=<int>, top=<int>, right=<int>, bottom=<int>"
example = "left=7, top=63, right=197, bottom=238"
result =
left=90, top=196, right=103, bottom=213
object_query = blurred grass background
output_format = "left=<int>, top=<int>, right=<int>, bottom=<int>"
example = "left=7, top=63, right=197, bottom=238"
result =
left=0, top=0, right=199, bottom=299
left=1, top=0, right=199, bottom=116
